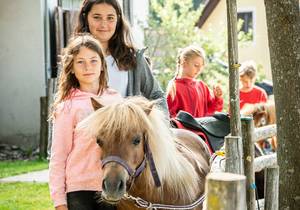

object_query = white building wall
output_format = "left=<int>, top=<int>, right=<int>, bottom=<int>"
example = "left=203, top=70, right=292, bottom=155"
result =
left=0, top=0, right=46, bottom=149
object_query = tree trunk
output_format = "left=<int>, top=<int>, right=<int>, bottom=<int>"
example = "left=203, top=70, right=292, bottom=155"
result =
left=226, top=0, right=241, bottom=137
left=264, top=1, right=300, bottom=209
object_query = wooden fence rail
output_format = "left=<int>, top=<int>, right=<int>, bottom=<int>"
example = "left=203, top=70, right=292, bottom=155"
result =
left=254, top=124, right=277, bottom=142
left=212, top=117, right=278, bottom=210
left=241, top=117, right=278, bottom=210
left=254, top=153, right=277, bottom=172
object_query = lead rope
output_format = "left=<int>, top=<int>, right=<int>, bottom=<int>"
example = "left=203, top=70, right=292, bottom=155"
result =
left=123, top=193, right=205, bottom=210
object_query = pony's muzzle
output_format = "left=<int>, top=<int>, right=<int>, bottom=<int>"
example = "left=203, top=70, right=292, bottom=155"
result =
left=102, top=177, right=125, bottom=194
left=101, top=164, right=128, bottom=202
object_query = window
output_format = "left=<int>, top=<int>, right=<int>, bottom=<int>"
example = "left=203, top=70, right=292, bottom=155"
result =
left=237, top=12, right=253, bottom=41
left=59, top=0, right=82, bottom=9
left=123, top=0, right=133, bottom=24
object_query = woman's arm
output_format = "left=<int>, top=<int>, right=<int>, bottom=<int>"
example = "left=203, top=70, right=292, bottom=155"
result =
left=137, top=50, right=169, bottom=115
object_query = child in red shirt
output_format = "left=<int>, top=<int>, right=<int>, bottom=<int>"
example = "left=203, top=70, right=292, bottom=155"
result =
left=239, top=61, right=268, bottom=110
left=166, top=45, right=223, bottom=118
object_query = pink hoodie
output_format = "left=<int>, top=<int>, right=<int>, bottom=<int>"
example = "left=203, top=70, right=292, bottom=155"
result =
left=49, top=88, right=122, bottom=207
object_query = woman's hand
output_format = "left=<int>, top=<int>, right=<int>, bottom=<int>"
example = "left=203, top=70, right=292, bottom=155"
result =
left=55, top=205, right=68, bottom=210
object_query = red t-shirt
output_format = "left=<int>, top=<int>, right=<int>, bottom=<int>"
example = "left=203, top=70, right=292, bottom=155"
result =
left=240, top=86, right=268, bottom=109
left=167, top=78, right=223, bottom=118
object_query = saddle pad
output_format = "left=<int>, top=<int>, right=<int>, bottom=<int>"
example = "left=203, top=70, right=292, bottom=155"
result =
left=175, top=111, right=230, bottom=138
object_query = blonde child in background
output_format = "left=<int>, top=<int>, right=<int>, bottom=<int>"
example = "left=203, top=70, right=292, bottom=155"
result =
left=49, top=34, right=120, bottom=210
left=166, top=45, right=223, bottom=118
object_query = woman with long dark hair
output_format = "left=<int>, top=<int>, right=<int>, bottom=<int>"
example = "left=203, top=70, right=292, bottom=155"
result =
left=75, top=0, right=168, bottom=112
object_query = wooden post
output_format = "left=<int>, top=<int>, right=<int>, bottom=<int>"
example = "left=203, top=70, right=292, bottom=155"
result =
left=241, top=116, right=256, bottom=210
left=55, top=6, right=65, bottom=52
left=40, top=96, right=48, bottom=158
left=226, top=0, right=241, bottom=137
left=205, top=172, right=246, bottom=210
left=47, top=78, right=57, bottom=157
left=55, top=6, right=65, bottom=77
left=264, top=166, right=279, bottom=210
left=225, top=135, right=244, bottom=174
left=64, top=10, right=79, bottom=42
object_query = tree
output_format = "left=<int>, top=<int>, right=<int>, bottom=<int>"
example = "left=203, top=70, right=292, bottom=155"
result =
left=144, top=0, right=228, bottom=91
left=264, top=1, right=300, bottom=209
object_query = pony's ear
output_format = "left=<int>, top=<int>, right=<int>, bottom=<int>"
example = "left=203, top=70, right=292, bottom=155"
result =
left=144, top=101, right=155, bottom=115
left=91, top=97, right=104, bottom=111
left=256, top=103, right=266, bottom=112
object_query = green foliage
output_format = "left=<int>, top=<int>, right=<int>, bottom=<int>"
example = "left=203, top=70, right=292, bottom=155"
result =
left=237, top=19, right=253, bottom=42
left=256, top=64, right=267, bottom=82
left=144, top=0, right=229, bottom=109
left=0, top=159, right=48, bottom=178
left=0, top=183, right=52, bottom=210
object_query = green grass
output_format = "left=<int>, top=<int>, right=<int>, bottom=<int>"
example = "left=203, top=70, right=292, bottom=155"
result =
left=0, top=182, right=52, bottom=210
left=0, top=159, right=48, bottom=178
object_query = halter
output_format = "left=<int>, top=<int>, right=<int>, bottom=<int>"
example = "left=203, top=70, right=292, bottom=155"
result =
left=101, top=134, right=161, bottom=187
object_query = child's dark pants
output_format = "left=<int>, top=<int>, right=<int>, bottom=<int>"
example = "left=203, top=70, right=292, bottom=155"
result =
left=67, top=191, right=116, bottom=210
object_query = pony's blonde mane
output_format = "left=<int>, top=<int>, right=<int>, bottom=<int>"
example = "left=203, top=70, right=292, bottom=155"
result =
left=78, top=97, right=199, bottom=199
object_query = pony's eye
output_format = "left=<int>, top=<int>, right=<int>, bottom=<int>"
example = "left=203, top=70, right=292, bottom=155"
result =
left=261, top=118, right=267, bottom=126
left=132, top=136, right=141, bottom=146
left=97, top=138, right=104, bottom=147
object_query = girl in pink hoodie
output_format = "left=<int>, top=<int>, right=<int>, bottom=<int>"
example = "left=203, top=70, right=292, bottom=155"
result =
left=49, top=34, right=120, bottom=210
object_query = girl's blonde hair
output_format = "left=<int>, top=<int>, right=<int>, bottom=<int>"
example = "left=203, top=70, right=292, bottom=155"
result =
left=51, top=34, right=108, bottom=118
left=167, top=45, right=206, bottom=101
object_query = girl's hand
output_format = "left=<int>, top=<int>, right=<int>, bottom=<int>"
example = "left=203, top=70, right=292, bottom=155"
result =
left=240, top=103, right=255, bottom=115
left=213, top=84, right=223, bottom=98
left=55, top=205, right=68, bottom=210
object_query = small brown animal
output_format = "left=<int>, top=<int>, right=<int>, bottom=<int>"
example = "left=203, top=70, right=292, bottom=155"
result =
left=241, top=101, right=277, bottom=150
left=79, top=96, right=211, bottom=210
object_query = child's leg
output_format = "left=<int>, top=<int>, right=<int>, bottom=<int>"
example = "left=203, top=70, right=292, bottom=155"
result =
left=67, top=191, right=116, bottom=210
left=67, top=191, right=95, bottom=210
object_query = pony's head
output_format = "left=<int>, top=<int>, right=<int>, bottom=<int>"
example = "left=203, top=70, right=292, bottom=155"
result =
left=78, top=96, right=176, bottom=204
left=241, top=102, right=276, bottom=127
left=252, top=103, right=268, bottom=127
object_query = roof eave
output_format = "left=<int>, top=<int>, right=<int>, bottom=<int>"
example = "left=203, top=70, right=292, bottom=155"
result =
left=196, top=0, right=221, bottom=28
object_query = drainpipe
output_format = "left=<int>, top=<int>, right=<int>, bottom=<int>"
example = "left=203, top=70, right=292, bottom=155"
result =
left=42, top=0, right=51, bottom=95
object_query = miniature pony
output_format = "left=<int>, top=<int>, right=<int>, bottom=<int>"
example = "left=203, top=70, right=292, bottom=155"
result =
left=79, top=96, right=211, bottom=210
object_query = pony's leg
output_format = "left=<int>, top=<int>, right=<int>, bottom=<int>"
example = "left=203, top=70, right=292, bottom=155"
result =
left=257, top=139, right=265, bottom=150
left=271, top=136, right=277, bottom=151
